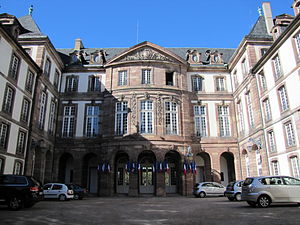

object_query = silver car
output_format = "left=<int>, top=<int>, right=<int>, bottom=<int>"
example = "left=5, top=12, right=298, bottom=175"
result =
left=43, top=183, right=74, bottom=201
left=242, top=176, right=300, bottom=208
left=224, top=180, right=243, bottom=201
left=194, top=182, right=226, bottom=198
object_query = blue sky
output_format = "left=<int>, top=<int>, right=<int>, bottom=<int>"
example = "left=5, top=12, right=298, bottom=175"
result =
left=0, top=0, right=294, bottom=49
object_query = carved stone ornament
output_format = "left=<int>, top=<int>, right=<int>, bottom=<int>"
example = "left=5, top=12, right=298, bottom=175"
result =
left=121, top=48, right=173, bottom=62
left=131, top=93, right=137, bottom=126
left=90, top=49, right=108, bottom=65
left=156, top=93, right=162, bottom=125
left=186, top=49, right=202, bottom=64
left=186, top=49, right=224, bottom=65
left=69, top=50, right=88, bottom=65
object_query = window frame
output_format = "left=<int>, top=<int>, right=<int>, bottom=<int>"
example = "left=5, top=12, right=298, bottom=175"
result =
left=20, top=97, right=31, bottom=123
left=44, top=57, right=52, bottom=78
left=278, top=85, right=289, bottom=112
left=283, top=120, right=296, bottom=147
left=13, top=160, right=23, bottom=175
left=115, top=101, right=128, bottom=135
left=8, top=53, right=21, bottom=81
left=267, top=129, right=276, bottom=153
left=141, top=69, right=151, bottom=85
left=272, top=54, right=283, bottom=80
left=165, top=101, right=179, bottom=135
left=2, top=84, right=15, bottom=115
left=38, top=92, right=47, bottom=130
left=194, top=105, right=208, bottom=137
left=215, top=76, right=226, bottom=92
left=65, top=75, right=79, bottom=92
left=262, top=97, right=272, bottom=122
left=0, top=122, right=10, bottom=150
left=48, top=100, right=56, bottom=135
left=16, top=130, right=27, bottom=156
left=62, top=104, right=77, bottom=138
left=191, top=75, right=204, bottom=92
left=217, top=105, right=231, bottom=137
left=84, top=104, right=101, bottom=137
left=88, top=74, right=101, bottom=92
left=118, top=70, right=128, bottom=86
left=25, top=69, right=35, bottom=93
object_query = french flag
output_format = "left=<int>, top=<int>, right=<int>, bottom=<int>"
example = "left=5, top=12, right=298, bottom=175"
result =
left=97, top=164, right=101, bottom=171
left=137, top=162, right=141, bottom=173
left=102, top=163, right=105, bottom=172
left=159, top=162, right=163, bottom=172
left=107, top=163, right=111, bottom=172
left=152, top=163, right=156, bottom=172
left=125, top=161, right=130, bottom=173
left=183, top=163, right=187, bottom=175
left=131, top=162, right=135, bottom=173
left=165, top=161, right=170, bottom=173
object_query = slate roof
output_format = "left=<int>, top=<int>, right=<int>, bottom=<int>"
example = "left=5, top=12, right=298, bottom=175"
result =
left=18, top=15, right=47, bottom=38
left=245, top=16, right=273, bottom=39
left=57, top=47, right=236, bottom=66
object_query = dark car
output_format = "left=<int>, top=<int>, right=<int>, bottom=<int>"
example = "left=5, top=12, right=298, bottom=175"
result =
left=0, top=174, right=43, bottom=210
left=66, top=184, right=86, bottom=200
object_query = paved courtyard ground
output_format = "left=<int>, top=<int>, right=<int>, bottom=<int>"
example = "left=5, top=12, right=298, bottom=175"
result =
left=0, top=196, right=299, bottom=225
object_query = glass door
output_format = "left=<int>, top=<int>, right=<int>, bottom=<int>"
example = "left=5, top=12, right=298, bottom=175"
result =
left=140, top=164, right=154, bottom=194
left=165, top=164, right=177, bottom=193
left=116, top=164, right=129, bottom=194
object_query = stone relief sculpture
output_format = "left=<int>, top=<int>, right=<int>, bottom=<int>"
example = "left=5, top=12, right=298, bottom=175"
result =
left=186, top=49, right=202, bottom=64
left=69, top=50, right=88, bottom=65
left=131, top=93, right=137, bottom=127
left=156, top=93, right=162, bottom=125
left=121, top=48, right=173, bottom=62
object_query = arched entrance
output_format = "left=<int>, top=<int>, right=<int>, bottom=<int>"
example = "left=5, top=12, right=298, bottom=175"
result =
left=138, top=151, right=156, bottom=194
left=58, top=153, right=74, bottom=183
left=165, top=151, right=181, bottom=194
left=33, top=148, right=43, bottom=182
left=115, top=151, right=129, bottom=194
left=195, top=152, right=212, bottom=183
left=220, top=152, right=236, bottom=185
left=82, top=153, right=98, bottom=194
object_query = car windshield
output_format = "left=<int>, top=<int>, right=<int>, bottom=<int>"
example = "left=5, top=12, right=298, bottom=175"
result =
left=243, top=178, right=253, bottom=186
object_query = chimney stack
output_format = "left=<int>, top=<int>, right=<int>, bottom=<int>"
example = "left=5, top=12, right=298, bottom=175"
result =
left=74, top=38, right=84, bottom=50
left=262, top=2, right=274, bottom=35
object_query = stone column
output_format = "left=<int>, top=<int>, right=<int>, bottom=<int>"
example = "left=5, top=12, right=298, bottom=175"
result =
left=128, top=155, right=139, bottom=196
left=156, top=154, right=166, bottom=197
left=72, top=156, right=82, bottom=185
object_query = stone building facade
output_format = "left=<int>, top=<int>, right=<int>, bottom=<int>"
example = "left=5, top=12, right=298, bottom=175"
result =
left=0, top=1, right=299, bottom=196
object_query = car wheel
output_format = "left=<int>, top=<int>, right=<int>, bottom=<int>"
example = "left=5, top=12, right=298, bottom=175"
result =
left=257, top=195, right=271, bottom=208
left=199, top=192, right=206, bottom=198
left=59, top=194, right=67, bottom=201
left=8, top=197, right=23, bottom=211
left=235, top=193, right=242, bottom=201
left=228, top=197, right=235, bottom=201
left=246, top=201, right=256, bottom=207
left=74, top=194, right=79, bottom=200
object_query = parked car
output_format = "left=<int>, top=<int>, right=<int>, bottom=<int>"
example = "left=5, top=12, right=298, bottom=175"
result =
left=66, top=184, right=86, bottom=200
left=0, top=174, right=43, bottom=210
left=194, top=182, right=226, bottom=198
left=224, top=180, right=243, bottom=201
left=43, top=183, right=74, bottom=201
left=242, top=176, right=300, bottom=208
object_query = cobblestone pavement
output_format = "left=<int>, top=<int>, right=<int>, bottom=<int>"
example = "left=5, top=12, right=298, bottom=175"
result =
left=0, top=196, right=299, bottom=225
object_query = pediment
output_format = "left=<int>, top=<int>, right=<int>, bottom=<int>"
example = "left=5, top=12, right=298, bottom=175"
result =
left=105, top=41, right=187, bottom=66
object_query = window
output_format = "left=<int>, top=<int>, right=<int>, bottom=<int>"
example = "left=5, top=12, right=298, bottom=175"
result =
left=246, top=92, right=254, bottom=128
left=241, top=58, right=248, bottom=76
left=271, top=161, right=280, bottom=176
left=278, top=86, right=289, bottom=111
left=273, top=54, right=282, bottom=79
left=13, top=161, right=22, bottom=175
left=263, top=98, right=272, bottom=121
left=141, top=69, right=151, bottom=84
left=48, top=101, right=56, bottom=135
left=62, top=106, right=76, bottom=138
left=0, top=123, right=10, bottom=149
left=290, top=156, right=300, bottom=179
left=216, top=77, right=225, bottom=91
left=115, top=102, right=128, bottom=135
left=0, top=157, right=4, bottom=174
left=54, top=70, right=60, bottom=89
left=237, top=102, right=245, bottom=133
left=192, top=76, right=204, bottom=91
left=86, top=105, right=100, bottom=137
left=20, top=98, right=30, bottom=123
left=260, top=48, right=268, bottom=56
left=295, top=33, right=300, bottom=58
left=166, top=72, right=174, bottom=86
left=284, top=121, right=296, bottom=147
left=194, top=105, right=207, bottom=137
left=245, top=154, right=250, bottom=177
left=118, top=71, right=127, bottom=86
left=140, top=100, right=153, bottom=134
left=232, top=71, right=238, bottom=89
left=44, top=58, right=51, bottom=77
left=16, top=131, right=26, bottom=155
left=256, top=150, right=262, bottom=176
left=38, top=92, right=47, bottom=129
left=218, top=105, right=230, bottom=137
left=2, top=85, right=15, bottom=114
left=267, top=130, right=276, bottom=153
left=165, top=102, right=178, bottom=135
left=25, top=70, right=34, bottom=93
left=8, top=53, right=20, bottom=80
left=259, top=71, right=267, bottom=91
left=88, top=75, right=101, bottom=91
left=65, top=76, right=78, bottom=92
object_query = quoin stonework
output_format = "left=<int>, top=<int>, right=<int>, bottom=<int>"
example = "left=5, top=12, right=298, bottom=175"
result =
left=0, top=1, right=299, bottom=196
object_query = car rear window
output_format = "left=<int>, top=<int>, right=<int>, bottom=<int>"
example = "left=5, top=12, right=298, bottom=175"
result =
left=227, top=182, right=235, bottom=188
left=243, top=178, right=253, bottom=186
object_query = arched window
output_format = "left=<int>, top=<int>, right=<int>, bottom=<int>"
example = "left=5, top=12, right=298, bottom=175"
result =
left=14, top=161, right=22, bottom=175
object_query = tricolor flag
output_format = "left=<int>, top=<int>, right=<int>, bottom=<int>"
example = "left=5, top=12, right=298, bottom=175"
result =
left=137, top=162, right=141, bottom=173
left=102, top=163, right=106, bottom=172
left=107, top=163, right=111, bottom=172
left=131, top=162, right=135, bottom=173
left=159, top=162, right=163, bottom=172
left=152, top=163, right=156, bottom=172
left=164, top=161, right=170, bottom=173
left=97, top=164, right=101, bottom=171
left=125, top=161, right=130, bottom=173
left=183, top=162, right=187, bottom=175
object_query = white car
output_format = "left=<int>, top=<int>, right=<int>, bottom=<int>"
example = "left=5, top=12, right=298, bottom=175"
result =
left=43, top=183, right=74, bottom=201
left=194, top=182, right=226, bottom=198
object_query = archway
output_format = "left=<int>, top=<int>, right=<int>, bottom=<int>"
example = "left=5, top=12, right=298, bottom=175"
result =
left=82, top=153, right=98, bottom=194
left=33, top=148, right=43, bottom=182
left=164, top=151, right=181, bottom=194
left=220, top=152, right=236, bottom=185
left=138, top=151, right=156, bottom=194
left=115, top=151, right=129, bottom=194
left=195, top=152, right=212, bottom=183
left=58, top=153, right=74, bottom=183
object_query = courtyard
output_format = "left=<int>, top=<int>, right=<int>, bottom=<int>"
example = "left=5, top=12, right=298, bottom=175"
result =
left=0, top=196, right=299, bottom=225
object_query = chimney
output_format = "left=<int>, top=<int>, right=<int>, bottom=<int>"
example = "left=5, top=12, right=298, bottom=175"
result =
left=262, top=2, right=274, bottom=35
left=74, top=38, right=84, bottom=50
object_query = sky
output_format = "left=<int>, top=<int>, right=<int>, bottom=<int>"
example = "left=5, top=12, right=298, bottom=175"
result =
left=0, top=0, right=294, bottom=49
